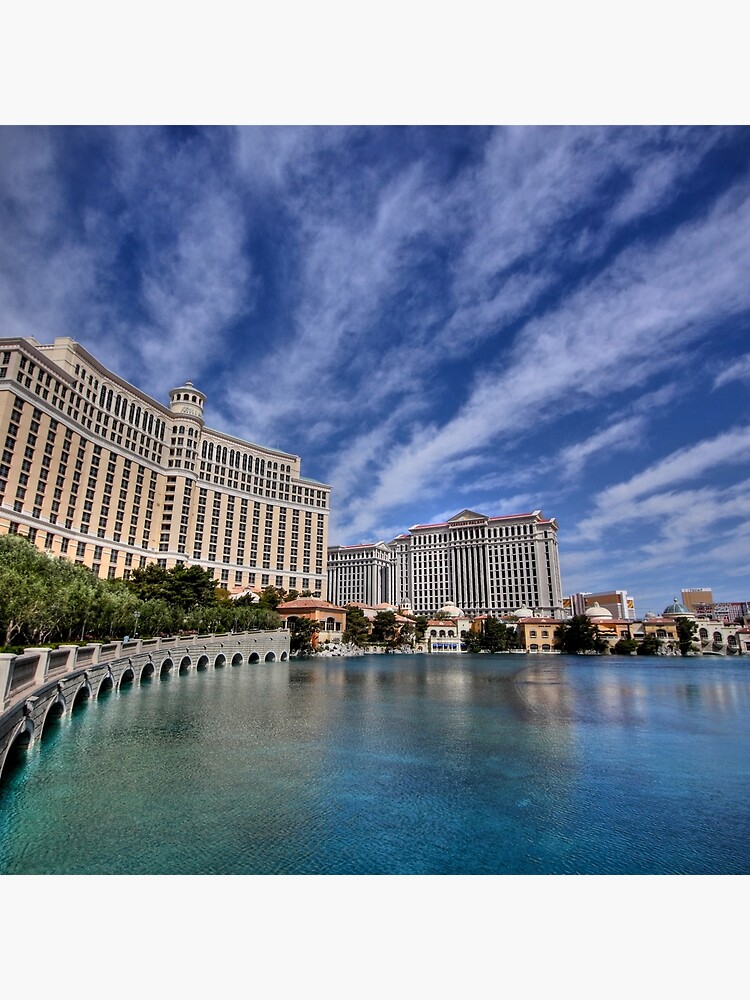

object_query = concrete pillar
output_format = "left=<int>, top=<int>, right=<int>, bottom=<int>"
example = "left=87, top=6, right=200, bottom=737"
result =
left=88, top=644, right=102, bottom=665
left=0, top=653, right=16, bottom=709
left=55, top=645, right=80, bottom=674
left=26, top=648, right=51, bottom=686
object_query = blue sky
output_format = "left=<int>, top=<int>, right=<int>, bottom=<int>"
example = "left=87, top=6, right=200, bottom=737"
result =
left=1, top=125, right=749, bottom=613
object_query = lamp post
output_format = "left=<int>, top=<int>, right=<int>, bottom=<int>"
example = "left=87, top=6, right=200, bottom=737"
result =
left=133, top=611, right=141, bottom=638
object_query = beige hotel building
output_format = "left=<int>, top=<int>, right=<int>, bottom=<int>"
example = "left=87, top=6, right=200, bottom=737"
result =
left=0, top=337, right=330, bottom=596
left=328, top=508, right=564, bottom=617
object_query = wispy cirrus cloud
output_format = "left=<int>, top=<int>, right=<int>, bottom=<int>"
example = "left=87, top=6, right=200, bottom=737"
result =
left=576, top=423, right=750, bottom=542
left=333, top=176, right=750, bottom=539
left=714, top=351, right=750, bottom=389
left=0, top=127, right=255, bottom=400
left=2, top=126, right=748, bottom=607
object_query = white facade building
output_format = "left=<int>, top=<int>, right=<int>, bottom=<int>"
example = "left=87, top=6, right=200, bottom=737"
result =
left=328, top=508, right=563, bottom=617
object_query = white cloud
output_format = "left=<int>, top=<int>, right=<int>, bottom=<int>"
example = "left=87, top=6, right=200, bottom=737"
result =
left=333, top=179, right=750, bottom=539
left=577, top=424, right=750, bottom=541
left=714, top=351, right=750, bottom=389
left=557, top=416, right=647, bottom=480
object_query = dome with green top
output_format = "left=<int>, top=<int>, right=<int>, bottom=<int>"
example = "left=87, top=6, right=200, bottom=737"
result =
left=663, top=598, right=691, bottom=617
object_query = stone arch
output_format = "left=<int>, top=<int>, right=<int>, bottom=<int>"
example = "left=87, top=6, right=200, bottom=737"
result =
left=98, top=672, right=115, bottom=697
left=264, top=651, right=276, bottom=662
left=71, top=679, right=92, bottom=710
left=40, top=694, right=66, bottom=742
left=248, top=651, right=260, bottom=663
left=119, top=665, right=135, bottom=689
left=140, top=660, right=155, bottom=682
left=530, top=643, right=539, bottom=652
left=179, top=655, right=192, bottom=675
left=214, top=653, right=227, bottom=669
left=159, top=656, right=174, bottom=676
left=196, top=654, right=209, bottom=671
left=280, top=650, right=288, bottom=661
left=0, top=719, right=34, bottom=786
left=231, top=652, right=243, bottom=667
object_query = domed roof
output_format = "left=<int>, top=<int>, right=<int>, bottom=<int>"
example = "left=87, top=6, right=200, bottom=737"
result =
left=585, top=602, right=612, bottom=619
left=663, top=597, right=690, bottom=616
left=438, top=601, right=463, bottom=618
left=514, top=605, right=535, bottom=618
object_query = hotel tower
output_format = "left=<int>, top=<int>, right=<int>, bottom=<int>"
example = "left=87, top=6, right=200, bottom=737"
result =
left=328, top=508, right=563, bottom=617
left=0, top=337, right=330, bottom=596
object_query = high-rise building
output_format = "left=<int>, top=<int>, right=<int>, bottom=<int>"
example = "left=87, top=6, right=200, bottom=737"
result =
left=328, top=508, right=563, bottom=617
left=564, top=590, right=636, bottom=620
left=0, top=337, right=330, bottom=595
left=681, top=588, right=714, bottom=612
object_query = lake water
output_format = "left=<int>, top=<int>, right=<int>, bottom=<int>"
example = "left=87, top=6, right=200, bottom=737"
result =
left=1, top=653, right=749, bottom=874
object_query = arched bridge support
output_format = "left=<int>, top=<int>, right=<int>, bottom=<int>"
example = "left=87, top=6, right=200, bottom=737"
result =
left=0, top=629, right=289, bottom=785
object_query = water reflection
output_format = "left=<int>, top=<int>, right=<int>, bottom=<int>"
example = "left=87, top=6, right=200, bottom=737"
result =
left=2, top=654, right=749, bottom=874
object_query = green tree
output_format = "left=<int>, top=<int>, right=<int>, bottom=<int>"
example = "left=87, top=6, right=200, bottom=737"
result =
left=637, top=634, right=662, bottom=656
left=465, top=618, right=517, bottom=653
left=554, top=615, right=607, bottom=655
left=128, top=564, right=217, bottom=611
left=484, top=618, right=516, bottom=652
left=371, top=610, right=398, bottom=643
left=675, top=618, right=698, bottom=656
left=288, top=616, right=317, bottom=656
left=0, top=535, right=52, bottom=646
left=257, top=586, right=287, bottom=611
left=343, top=605, right=370, bottom=647
left=612, top=636, right=638, bottom=655
left=413, top=615, right=429, bottom=641
left=395, top=622, right=415, bottom=649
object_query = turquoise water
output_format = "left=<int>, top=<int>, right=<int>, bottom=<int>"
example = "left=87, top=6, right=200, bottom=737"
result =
left=1, top=653, right=749, bottom=874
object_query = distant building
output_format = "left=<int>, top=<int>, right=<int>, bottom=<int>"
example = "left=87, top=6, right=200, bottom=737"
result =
left=692, top=601, right=750, bottom=624
left=564, top=589, right=636, bottom=620
left=277, top=597, right=347, bottom=642
left=681, top=588, right=714, bottom=612
left=325, top=541, right=393, bottom=608
left=0, top=336, right=330, bottom=595
left=328, top=508, right=563, bottom=617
